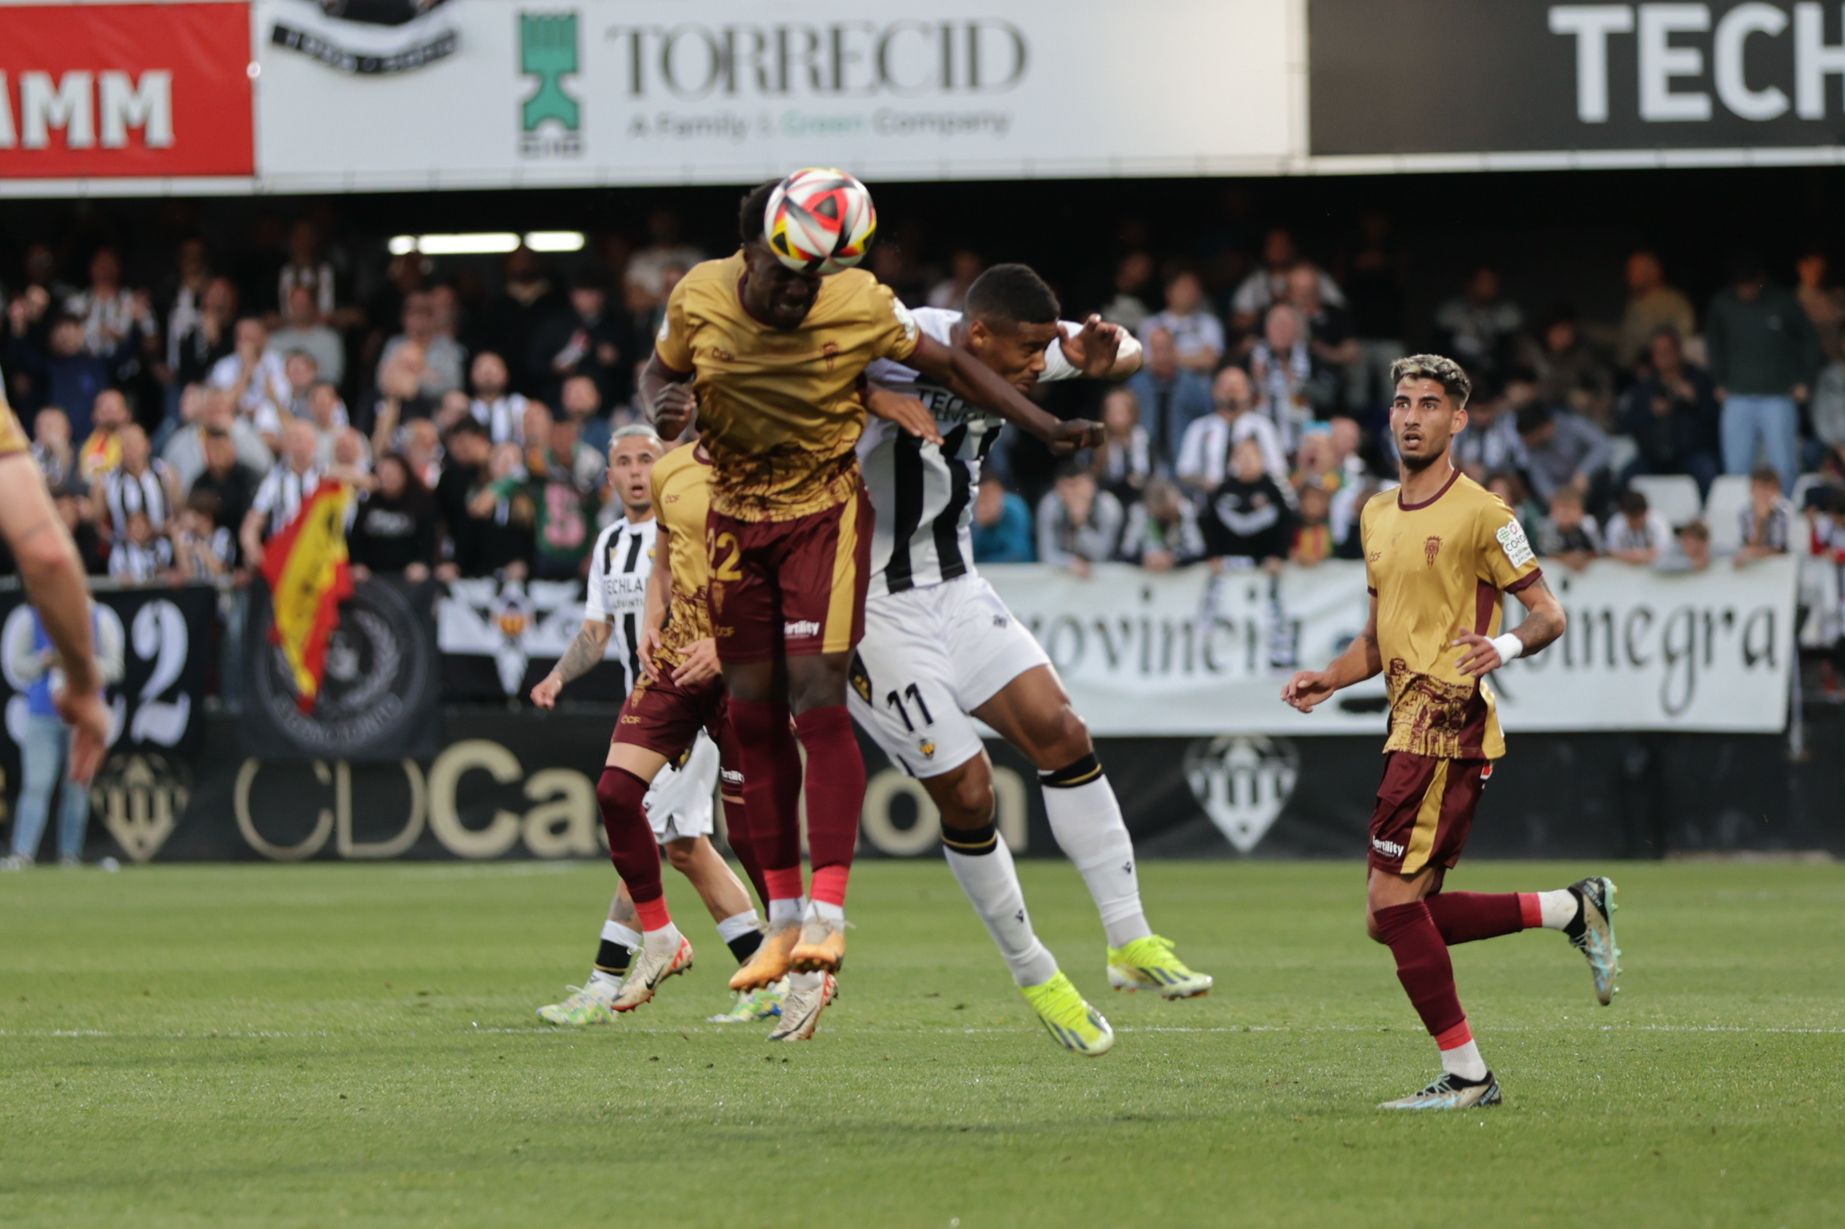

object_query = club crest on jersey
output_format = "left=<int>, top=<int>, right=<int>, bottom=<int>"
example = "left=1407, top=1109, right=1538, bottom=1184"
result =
left=821, top=341, right=839, bottom=372
left=918, top=738, right=936, bottom=760
left=848, top=652, right=872, bottom=703
left=1424, top=535, right=1442, bottom=567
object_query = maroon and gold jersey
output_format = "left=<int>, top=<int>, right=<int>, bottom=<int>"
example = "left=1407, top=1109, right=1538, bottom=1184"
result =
left=648, top=441, right=715, bottom=669
left=653, top=251, right=920, bottom=523
left=1361, top=469, right=1542, bottom=760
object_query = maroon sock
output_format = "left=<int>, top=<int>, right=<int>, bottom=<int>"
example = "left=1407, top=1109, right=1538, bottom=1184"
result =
left=1426, top=892, right=1530, bottom=945
left=1372, top=901, right=1467, bottom=1040
left=597, top=766, right=664, bottom=906
left=721, top=791, right=771, bottom=911
left=794, top=705, right=864, bottom=907
left=728, top=697, right=803, bottom=874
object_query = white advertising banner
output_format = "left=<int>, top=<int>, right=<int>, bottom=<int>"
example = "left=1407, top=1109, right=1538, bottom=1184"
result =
left=982, top=557, right=1800, bottom=737
left=251, top=0, right=1298, bottom=191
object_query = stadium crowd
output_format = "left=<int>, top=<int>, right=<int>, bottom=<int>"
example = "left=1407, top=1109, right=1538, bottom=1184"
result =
left=2, top=216, right=1843, bottom=672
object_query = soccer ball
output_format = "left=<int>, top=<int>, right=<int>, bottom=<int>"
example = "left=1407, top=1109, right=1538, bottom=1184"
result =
left=764, top=168, right=877, bottom=275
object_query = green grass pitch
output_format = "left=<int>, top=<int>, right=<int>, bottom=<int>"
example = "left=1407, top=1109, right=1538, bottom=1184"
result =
left=2, top=859, right=1841, bottom=1227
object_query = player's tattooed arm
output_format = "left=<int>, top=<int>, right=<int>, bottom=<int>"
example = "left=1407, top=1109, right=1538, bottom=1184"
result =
left=1453, top=574, right=1567, bottom=677
left=1508, top=574, right=1566, bottom=657
left=531, top=619, right=612, bottom=708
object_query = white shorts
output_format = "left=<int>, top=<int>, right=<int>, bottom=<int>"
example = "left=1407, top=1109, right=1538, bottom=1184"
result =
left=847, top=574, right=1050, bottom=779
left=642, top=730, right=719, bottom=843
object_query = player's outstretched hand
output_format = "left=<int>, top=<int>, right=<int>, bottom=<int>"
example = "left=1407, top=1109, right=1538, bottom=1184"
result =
left=1280, top=669, right=1335, bottom=713
left=1046, top=418, right=1104, bottom=456
left=1061, top=314, right=1122, bottom=377
left=530, top=673, right=564, bottom=710
left=673, top=639, right=721, bottom=687
left=865, top=386, right=944, bottom=446
left=652, top=383, right=697, bottom=441
left=55, top=686, right=110, bottom=785
left=1451, top=631, right=1505, bottom=678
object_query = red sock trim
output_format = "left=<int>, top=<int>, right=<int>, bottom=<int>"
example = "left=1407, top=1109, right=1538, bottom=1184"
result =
left=1519, top=893, right=1543, bottom=929
left=764, top=866, right=805, bottom=903
left=810, top=864, right=849, bottom=908
left=634, top=896, right=673, bottom=932
left=1435, top=1019, right=1474, bottom=1050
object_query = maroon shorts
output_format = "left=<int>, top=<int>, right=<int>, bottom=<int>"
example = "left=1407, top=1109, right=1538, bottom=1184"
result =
left=1367, top=752, right=1493, bottom=876
left=612, top=667, right=740, bottom=794
left=707, top=485, right=872, bottom=663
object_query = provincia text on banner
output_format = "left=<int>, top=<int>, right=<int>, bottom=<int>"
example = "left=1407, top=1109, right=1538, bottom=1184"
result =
left=980, top=557, right=1800, bottom=737
left=250, top=0, right=1296, bottom=191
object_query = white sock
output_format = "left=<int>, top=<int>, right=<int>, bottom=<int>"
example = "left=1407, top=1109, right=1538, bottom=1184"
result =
left=1440, top=1038, right=1488, bottom=1082
left=943, top=836, right=1060, bottom=988
left=1536, top=889, right=1579, bottom=931
left=601, top=920, right=641, bottom=949
left=1041, top=767, right=1152, bottom=948
left=590, top=920, right=641, bottom=985
left=715, top=910, right=761, bottom=944
left=642, top=921, right=682, bottom=951
left=769, top=896, right=803, bottom=926
left=806, top=899, right=845, bottom=925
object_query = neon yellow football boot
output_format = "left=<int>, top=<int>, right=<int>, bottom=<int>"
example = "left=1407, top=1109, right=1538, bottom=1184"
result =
left=1106, top=935, right=1213, bottom=999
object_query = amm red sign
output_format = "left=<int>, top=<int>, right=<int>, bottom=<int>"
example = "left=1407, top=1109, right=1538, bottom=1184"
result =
left=0, top=3, right=253, bottom=178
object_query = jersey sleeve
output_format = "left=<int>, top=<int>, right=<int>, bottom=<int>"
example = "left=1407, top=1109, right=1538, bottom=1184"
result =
left=864, top=280, right=921, bottom=363
left=583, top=531, right=612, bottom=622
left=1478, top=496, right=1541, bottom=592
left=652, top=279, right=695, bottom=373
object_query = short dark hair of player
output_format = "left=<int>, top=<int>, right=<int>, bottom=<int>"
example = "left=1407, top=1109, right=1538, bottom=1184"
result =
left=1618, top=487, right=1650, bottom=518
left=738, top=181, right=777, bottom=245
left=1389, top=353, right=1472, bottom=410
left=964, top=264, right=1061, bottom=328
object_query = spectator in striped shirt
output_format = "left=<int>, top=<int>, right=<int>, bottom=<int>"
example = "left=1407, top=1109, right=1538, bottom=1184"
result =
left=1603, top=487, right=1673, bottom=566
left=107, top=511, right=175, bottom=585
left=98, top=424, right=178, bottom=540
left=1736, top=465, right=1795, bottom=567
left=242, top=418, right=324, bottom=569
left=467, top=350, right=528, bottom=445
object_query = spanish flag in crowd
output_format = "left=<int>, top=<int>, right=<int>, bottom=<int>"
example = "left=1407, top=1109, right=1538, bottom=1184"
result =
left=261, top=482, right=354, bottom=713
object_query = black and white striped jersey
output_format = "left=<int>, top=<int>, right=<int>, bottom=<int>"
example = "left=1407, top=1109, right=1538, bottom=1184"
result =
left=585, top=516, right=656, bottom=699
left=860, top=307, right=1080, bottom=597
left=250, top=464, right=323, bottom=537
left=99, top=463, right=174, bottom=537
left=470, top=394, right=531, bottom=446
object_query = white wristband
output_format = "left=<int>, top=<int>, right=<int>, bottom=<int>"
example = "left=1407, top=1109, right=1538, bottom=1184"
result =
left=1489, top=633, right=1524, bottom=664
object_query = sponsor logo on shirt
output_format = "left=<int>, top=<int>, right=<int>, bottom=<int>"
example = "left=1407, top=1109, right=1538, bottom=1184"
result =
left=784, top=619, right=821, bottom=640
left=1496, top=519, right=1535, bottom=569
left=1372, top=837, right=1406, bottom=858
